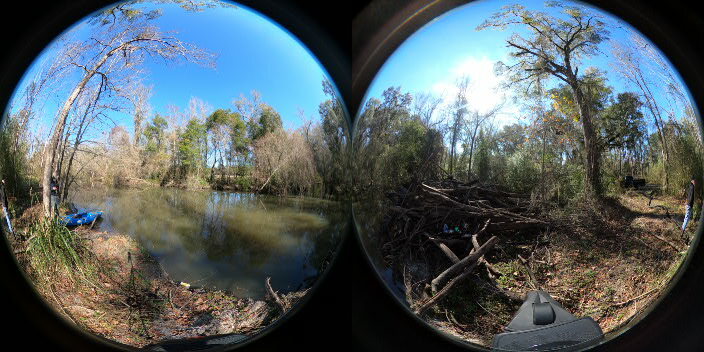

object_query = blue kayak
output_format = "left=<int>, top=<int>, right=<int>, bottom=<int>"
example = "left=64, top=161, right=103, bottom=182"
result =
left=60, top=211, right=103, bottom=227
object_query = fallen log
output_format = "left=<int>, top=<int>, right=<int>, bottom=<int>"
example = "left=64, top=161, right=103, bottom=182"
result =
left=431, top=236, right=499, bottom=294
left=471, top=231, right=502, bottom=277
left=415, top=260, right=481, bottom=315
left=428, top=237, right=460, bottom=264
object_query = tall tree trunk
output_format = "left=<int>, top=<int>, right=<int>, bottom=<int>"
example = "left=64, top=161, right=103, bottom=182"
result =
left=467, top=115, right=479, bottom=181
left=43, top=80, right=91, bottom=216
left=210, top=156, right=217, bottom=183
left=133, top=112, right=143, bottom=148
left=449, top=141, right=456, bottom=177
left=571, top=84, right=602, bottom=200
left=633, top=69, right=670, bottom=191
left=41, top=46, right=119, bottom=216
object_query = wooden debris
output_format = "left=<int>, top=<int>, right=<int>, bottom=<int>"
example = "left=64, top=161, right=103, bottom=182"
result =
left=382, top=179, right=549, bottom=316
left=431, top=236, right=499, bottom=294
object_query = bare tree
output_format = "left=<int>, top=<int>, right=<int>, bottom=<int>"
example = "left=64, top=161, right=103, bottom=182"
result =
left=478, top=2, right=610, bottom=200
left=413, top=92, right=443, bottom=128
left=187, top=96, right=213, bottom=175
left=465, top=104, right=502, bottom=180
left=611, top=41, right=672, bottom=190
left=253, top=129, right=319, bottom=195
left=127, top=83, right=153, bottom=148
left=41, top=8, right=216, bottom=216
left=233, top=90, right=263, bottom=124
left=56, top=82, right=109, bottom=201
left=447, top=76, right=470, bottom=177
left=611, top=32, right=698, bottom=191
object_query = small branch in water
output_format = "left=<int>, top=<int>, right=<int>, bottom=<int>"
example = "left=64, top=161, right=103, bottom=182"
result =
left=265, top=277, right=286, bottom=312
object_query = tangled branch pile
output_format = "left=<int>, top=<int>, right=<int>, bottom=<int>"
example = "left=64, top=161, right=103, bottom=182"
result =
left=380, top=179, right=549, bottom=314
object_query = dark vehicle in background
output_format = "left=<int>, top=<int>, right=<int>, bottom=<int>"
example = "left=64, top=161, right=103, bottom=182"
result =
left=623, top=175, right=646, bottom=189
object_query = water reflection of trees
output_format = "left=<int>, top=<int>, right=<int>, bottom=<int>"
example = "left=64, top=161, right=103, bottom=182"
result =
left=81, top=188, right=346, bottom=293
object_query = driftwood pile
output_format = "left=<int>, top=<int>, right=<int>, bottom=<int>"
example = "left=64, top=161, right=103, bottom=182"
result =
left=380, top=179, right=548, bottom=315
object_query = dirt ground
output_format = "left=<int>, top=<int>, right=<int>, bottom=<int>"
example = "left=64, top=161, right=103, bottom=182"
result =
left=421, top=190, right=693, bottom=345
left=8, top=205, right=307, bottom=348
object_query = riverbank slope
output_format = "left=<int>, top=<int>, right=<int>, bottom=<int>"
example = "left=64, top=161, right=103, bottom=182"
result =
left=8, top=204, right=307, bottom=348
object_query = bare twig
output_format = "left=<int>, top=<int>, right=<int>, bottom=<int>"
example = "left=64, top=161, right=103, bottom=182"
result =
left=611, top=287, right=659, bottom=307
left=649, top=233, right=683, bottom=252
left=88, top=217, right=98, bottom=230
left=48, top=283, right=81, bottom=327
left=518, top=255, right=539, bottom=290
left=265, top=277, right=286, bottom=312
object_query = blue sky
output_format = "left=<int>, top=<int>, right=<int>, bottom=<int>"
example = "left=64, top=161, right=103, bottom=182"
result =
left=7, top=0, right=335, bottom=140
left=363, top=0, right=696, bottom=132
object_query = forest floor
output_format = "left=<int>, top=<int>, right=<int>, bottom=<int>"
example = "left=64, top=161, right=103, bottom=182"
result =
left=8, top=203, right=307, bottom=348
left=417, top=189, right=694, bottom=345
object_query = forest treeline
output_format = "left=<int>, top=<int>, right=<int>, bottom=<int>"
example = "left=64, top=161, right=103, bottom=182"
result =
left=352, top=83, right=701, bottom=207
left=351, top=2, right=703, bottom=208
left=0, top=1, right=351, bottom=213
left=1, top=79, right=350, bottom=203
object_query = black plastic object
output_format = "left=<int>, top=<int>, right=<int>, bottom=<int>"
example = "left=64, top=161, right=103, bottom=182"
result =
left=532, top=302, right=555, bottom=325
left=492, top=290, right=603, bottom=351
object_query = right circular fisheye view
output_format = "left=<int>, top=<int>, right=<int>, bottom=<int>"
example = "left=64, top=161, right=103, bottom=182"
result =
left=353, top=0, right=702, bottom=350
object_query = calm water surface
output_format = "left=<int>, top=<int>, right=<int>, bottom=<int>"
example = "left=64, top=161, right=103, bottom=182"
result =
left=69, top=188, right=347, bottom=298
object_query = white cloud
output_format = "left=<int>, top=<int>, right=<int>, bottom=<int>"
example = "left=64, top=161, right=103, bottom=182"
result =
left=429, top=56, right=521, bottom=128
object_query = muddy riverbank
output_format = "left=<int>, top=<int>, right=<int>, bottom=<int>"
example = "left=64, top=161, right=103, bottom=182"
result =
left=9, top=204, right=310, bottom=348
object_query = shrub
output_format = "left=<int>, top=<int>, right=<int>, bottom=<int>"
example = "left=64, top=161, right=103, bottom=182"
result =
left=505, top=149, right=540, bottom=194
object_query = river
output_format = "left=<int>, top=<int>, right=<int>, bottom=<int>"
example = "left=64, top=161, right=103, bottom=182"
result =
left=68, top=187, right=348, bottom=299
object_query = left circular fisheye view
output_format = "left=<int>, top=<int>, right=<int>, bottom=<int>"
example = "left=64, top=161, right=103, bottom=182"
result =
left=1, top=0, right=350, bottom=350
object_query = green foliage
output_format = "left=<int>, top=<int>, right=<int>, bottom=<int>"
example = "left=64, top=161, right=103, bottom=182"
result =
left=387, top=118, right=427, bottom=184
left=602, top=166, right=623, bottom=196
left=601, top=92, right=646, bottom=150
left=177, top=118, right=207, bottom=172
left=474, top=130, right=491, bottom=182
left=479, top=2, right=611, bottom=200
left=505, top=148, right=540, bottom=194
left=228, top=113, right=248, bottom=154
left=205, top=108, right=248, bottom=177
left=0, top=116, right=30, bottom=198
left=248, top=104, right=283, bottom=141
left=26, top=218, right=98, bottom=286
left=650, top=120, right=704, bottom=197
left=206, top=108, right=236, bottom=129
left=496, top=123, right=526, bottom=156
left=556, top=163, right=585, bottom=205
left=143, top=114, right=168, bottom=153
left=234, top=175, right=253, bottom=191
